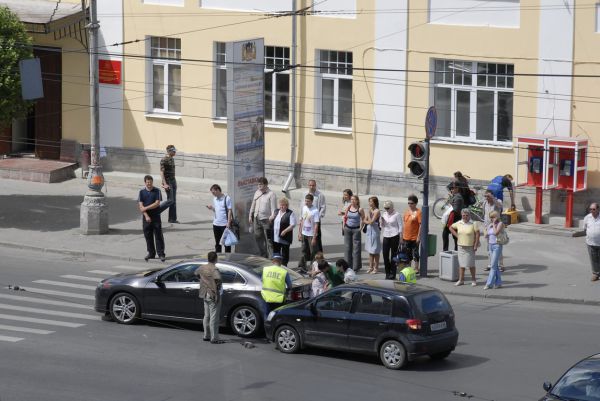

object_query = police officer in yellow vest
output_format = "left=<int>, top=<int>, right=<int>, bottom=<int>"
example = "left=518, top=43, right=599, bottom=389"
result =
left=398, top=266, right=417, bottom=284
left=261, top=253, right=293, bottom=312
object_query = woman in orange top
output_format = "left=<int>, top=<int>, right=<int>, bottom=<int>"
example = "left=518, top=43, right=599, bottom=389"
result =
left=402, top=194, right=422, bottom=274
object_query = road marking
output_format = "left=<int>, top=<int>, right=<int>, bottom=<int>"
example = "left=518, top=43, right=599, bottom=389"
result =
left=0, top=324, right=54, bottom=335
left=0, top=334, right=23, bottom=343
left=112, top=265, right=145, bottom=271
left=0, top=294, right=91, bottom=309
left=0, top=313, right=85, bottom=327
left=0, top=304, right=97, bottom=320
left=60, top=275, right=103, bottom=283
left=32, top=280, right=96, bottom=291
left=88, top=270, right=120, bottom=275
left=21, top=288, right=94, bottom=300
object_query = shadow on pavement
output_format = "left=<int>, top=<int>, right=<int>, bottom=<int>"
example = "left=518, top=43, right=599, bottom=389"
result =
left=501, top=264, right=547, bottom=274
left=406, top=352, right=489, bottom=372
left=0, top=195, right=138, bottom=231
left=499, top=282, right=548, bottom=289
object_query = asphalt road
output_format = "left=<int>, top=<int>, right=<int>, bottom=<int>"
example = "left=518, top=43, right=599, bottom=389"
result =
left=0, top=247, right=598, bottom=401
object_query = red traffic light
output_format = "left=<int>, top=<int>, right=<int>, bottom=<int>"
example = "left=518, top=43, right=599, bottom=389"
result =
left=408, top=142, right=427, bottom=160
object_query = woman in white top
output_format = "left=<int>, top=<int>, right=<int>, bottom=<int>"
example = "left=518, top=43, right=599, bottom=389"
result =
left=272, top=197, right=296, bottom=267
left=380, top=200, right=403, bottom=280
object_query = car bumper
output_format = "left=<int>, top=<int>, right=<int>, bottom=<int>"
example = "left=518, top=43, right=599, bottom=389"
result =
left=405, top=329, right=459, bottom=360
left=94, top=287, right=109, bottom=314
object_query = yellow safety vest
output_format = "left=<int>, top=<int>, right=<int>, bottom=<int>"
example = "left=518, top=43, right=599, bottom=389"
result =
left=399, top=267, right=416, bottom=284
left=261, top=265, right=288, bottom=303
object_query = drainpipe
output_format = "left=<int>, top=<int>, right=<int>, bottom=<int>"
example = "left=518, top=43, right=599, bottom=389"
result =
left=282, top=0, right=297, bottom=193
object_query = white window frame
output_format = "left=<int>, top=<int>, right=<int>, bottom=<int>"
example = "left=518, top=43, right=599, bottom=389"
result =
left=148, top=36, right=181, bottom=115
left=213, top=42, right=227, bottom=120
left=432, top=59, right=514, bottom=144
left=316, top=50, right=353, bottom=131
left=264, top=45, right=290, bottom=125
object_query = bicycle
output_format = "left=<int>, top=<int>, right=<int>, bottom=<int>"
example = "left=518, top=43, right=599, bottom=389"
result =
left=432, top=185, right=486, bottom=222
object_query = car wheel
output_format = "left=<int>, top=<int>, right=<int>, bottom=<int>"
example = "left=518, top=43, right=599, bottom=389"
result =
left=109, top=292, right=140, bottom=325
left=379, top=339, right=407, bottom=370
left=275, top=325, right=300, bottom=354
left=429, top=350, right=452, bottom=360
left=230, top=305, right=261, bottom=338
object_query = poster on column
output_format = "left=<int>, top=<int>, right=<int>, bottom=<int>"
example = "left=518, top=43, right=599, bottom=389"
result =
left=226, top=38, right=265, bottom=254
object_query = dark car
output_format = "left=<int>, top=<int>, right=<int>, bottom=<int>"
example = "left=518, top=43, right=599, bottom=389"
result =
left=540, top=353, right=600, bottom=401
left=264, top=280, right=458, bottom=369
left=94, top=254, right=311, bottom=338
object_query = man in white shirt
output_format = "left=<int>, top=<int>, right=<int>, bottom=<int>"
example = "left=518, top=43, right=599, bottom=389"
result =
left=206, top=184, right=232, bottom=253
left=300, top=179, right=326, bottom=252
left=583, top=202, right=600, bottom=282
left=297, top=193, right=320, bottom=272
left=249, top=177, right=278, bottom=258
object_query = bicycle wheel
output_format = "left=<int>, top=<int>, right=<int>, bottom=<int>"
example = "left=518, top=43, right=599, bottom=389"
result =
left=433, top=198, right=449, bottom=219
left=468, top=204, right=484, bottom=222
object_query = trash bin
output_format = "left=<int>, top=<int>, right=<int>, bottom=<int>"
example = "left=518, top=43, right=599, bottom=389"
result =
left=439, top=251, right=459, bottom=281
left=427, top=234, right=437, bottom=257
left=80, top=144, right=91, bottom=178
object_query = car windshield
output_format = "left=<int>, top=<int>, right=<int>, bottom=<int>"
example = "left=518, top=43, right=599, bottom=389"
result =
left=412, top=291, right=451, bottom=316
left=242, top=256, right=303, bottom=281
left=551, top=360, right=600, bottom=401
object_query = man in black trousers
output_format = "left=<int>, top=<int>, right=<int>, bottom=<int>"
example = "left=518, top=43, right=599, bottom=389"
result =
left=138, top=175, right=172, bottom=262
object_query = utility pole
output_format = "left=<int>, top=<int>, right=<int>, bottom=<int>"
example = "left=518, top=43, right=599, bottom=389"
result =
left=80, top=0, right=108, bottom=234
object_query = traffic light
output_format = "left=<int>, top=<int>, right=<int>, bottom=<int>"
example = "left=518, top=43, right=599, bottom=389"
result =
left=407, top=141, right=428, bottom=178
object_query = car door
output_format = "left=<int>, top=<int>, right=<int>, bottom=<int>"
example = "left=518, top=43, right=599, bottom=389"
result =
left=348, top=291, right=394, bottom=352
left=214, top=264, right=247, bottom=320
left=142, top=264, right=201, bottom=319
left=303, top=289, right=354, bottom=350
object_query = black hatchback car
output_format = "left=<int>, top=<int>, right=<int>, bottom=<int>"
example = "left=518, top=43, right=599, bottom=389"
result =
left=540, top=353, right=600, bottom=401
left=94, top=254, right=311, bottom=338
left=264, top=280, right=458, bottom=369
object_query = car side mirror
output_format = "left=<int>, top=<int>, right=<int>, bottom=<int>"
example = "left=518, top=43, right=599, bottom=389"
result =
left=543, top=382, right=552, bottom=392
left=153, top=276, right=162, bottom=284
left=309, top=302, right=318, bottom=315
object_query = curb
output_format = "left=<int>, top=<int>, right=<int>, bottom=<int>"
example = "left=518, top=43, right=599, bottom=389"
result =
left=2, top=241, right=597, bottom=307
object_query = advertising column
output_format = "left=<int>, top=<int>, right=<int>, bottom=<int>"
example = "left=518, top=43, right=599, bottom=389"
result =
left=226, top=39, right=265, bottom=254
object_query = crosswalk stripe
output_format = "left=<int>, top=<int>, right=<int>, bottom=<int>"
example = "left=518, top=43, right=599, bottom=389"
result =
left=0, top=294, right=91, bottom=309
left=0, top=313, right=85, bottom=327
left=60, top=275, right=103, bottom=283
left=0, top=324, right=54, bottom=335
left=22, top=287, right=94, bottom=300
left=88, top=270, right=120, bottom=275
left=0, top=334, right=23, bottom=342
left=32, top=280, right=96, bottom=291
left=0, top=304, right=96, bottom=320
left=112, top=265, right=146, bottom=271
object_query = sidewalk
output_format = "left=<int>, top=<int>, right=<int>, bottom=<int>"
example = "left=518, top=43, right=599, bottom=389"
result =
left=0, top=172, right=598, bottom=306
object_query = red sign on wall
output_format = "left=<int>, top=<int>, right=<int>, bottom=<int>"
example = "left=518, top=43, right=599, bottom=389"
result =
left=99, top=59, right=121, bottom=85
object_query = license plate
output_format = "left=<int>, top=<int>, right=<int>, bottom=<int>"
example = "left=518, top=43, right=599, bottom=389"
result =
left=430, top=321, right=447, bottom=331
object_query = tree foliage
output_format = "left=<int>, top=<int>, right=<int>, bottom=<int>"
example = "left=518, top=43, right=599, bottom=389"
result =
left=0, top=6, right=33, bottom=128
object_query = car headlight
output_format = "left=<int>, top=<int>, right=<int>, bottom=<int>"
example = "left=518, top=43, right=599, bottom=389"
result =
left=267, top=311, right=276, bottom=322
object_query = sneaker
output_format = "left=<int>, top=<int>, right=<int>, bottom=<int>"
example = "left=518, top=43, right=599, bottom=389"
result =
left=483, top=285, right=490, bottom=290
left=210, top=339, right=225, bottom=344
left=591, top=275, right=599, bottom=282
left=160, top=255, right=166, bottom=262
left=169, top=220, right=180, bottom=224
left=499, top=265, right=505, bottom=272
left=471, top=281, right=477, bottom=287
left=484, top=267, right=491, bottom=271
left=454, top=280, right=464, bottom=286
left=144, top=254, right=155, bottom=262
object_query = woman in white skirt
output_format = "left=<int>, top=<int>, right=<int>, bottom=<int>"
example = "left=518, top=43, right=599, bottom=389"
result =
left=449, top=208, right=480, bottom=286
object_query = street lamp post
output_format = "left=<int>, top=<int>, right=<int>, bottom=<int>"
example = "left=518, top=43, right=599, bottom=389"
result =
left=80, top=0, right=108, bottom=234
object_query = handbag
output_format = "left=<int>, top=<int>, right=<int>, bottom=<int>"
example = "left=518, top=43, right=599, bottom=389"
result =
left=496, top=226, right=509, bottom=245
left=441, top=205, right=452, bottom=226
left=225, top=195, right=240, bottom=238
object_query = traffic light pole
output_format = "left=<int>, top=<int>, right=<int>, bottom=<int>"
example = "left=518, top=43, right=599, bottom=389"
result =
left=419, top=136, right=430, bottom=278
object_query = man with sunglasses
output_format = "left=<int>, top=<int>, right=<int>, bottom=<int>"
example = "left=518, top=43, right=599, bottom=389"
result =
left=583, top=202, right=600, bottom=282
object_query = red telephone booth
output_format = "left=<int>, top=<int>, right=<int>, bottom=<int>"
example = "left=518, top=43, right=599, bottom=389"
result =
left=515, top=136, right=588, bottom=227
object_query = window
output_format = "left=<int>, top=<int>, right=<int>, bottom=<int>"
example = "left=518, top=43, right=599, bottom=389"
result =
left=216, top=265, right=246, bottom=284
left=355, top=293, right=393, bottom=316
left=317, top=50, right=353, bottom=129
left=315, top=290, right=354, bottom=312
left=214, top=42, right=227, bottom=118
left=161, top=264, right=198, bottom=282
left=264, top=46, right=290, bottom=123
left=150, top=37, right=181, bottom=114
left=433, top=59, right=514, bottom=143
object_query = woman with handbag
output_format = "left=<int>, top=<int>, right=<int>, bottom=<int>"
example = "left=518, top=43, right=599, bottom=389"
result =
left=272, top=197, right=296, bottom=267
left=484, top=211, right=505, bottom=290
left=364, top=196, right=382, bottom=274
left=343, top=195, right=365, bottom=273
